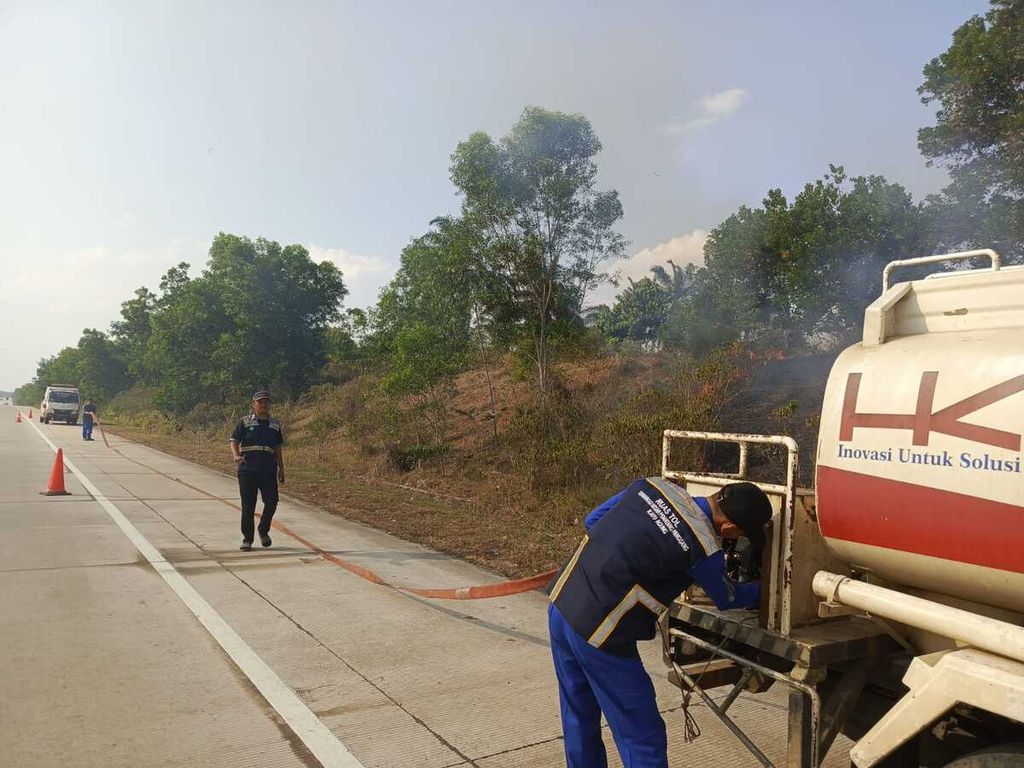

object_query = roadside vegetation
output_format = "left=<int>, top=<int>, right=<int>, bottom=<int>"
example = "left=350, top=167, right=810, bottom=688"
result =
left=16, top=1, right=1024, bottom=577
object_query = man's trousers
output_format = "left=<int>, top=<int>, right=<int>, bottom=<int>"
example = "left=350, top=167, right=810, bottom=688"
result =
left=548, top=604, right=668, bottom=768
left=237, top=470, right=279, bottom=543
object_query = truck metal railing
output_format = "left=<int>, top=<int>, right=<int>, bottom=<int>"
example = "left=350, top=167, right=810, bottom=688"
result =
left=661, top=430, right=800, bottom=635
left=666, top=624, right=823, bottom=768
left=881, top=248, right=1002, bottom=291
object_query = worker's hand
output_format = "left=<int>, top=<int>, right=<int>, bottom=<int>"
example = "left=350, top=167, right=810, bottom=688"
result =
left=278, top=468, right=286, bottom=484
left=233, top=455, right=243, bottom=463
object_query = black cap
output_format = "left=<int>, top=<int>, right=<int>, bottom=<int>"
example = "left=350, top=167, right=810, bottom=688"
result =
left=252, top=389, right=271, bottom=401
left=718, top=482, right=772, bottom=556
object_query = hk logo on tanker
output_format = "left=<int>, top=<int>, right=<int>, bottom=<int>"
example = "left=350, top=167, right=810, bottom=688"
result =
left=840, top=371, right=1024, bottom=451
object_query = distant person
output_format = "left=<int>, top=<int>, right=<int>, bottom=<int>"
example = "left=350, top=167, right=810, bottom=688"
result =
left=82, top=399, right=98, bottom=441
left=546, top=478, right=772, bottom=768
left=228, top=390, right=285, bottom=551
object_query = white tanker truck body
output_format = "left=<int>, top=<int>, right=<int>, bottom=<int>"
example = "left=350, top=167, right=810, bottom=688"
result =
left=662, top=250, right=1024, bottom=767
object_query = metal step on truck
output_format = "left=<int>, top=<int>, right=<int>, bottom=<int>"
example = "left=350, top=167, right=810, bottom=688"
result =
left=660, top=250, right=1024, bottom=767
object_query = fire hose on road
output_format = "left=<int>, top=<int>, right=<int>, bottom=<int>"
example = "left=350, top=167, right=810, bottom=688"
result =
left=93, top=422, right=557, bottom=600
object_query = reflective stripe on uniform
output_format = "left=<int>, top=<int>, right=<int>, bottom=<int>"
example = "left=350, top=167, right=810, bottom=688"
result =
left=587, top=584, right=666, bottom=648
left=549, top=534, right=589, bottom=603
left=240, top=445, right=276, bottom=454
left=243, top=414, right=282, bottom=431
left=646, top=477, right=719, bottom=556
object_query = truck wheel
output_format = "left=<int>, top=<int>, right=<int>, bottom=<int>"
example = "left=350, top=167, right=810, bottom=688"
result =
left=68, top=418, right=77, bottom=426
left=943, top=744, right=1024, bottom=767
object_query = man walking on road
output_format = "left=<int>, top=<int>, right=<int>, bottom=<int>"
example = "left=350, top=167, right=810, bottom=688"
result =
left=228, top=390, right=286, bottom=551
left=546, top=478, right=772, bottom=768
left=82, top=399, right=98, bottom=441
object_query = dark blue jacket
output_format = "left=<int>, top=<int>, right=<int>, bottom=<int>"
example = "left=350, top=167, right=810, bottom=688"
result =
left=229, top=414, right=284, bottom=474
left=548, top=477, right=759, bottom=655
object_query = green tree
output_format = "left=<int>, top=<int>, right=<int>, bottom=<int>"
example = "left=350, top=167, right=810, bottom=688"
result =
left=598, top=277, right=671, bottom=347
left=144, top=236, right=347, bottom=415
left=661, top=268, right=746, bottom=356
left=450, top=107, right=626, bottom=391
left=372, top=219, right=478, bottom=357
left=325, top=308, right=370, bottom=366
left=36, top=347, right=83, bottom=387
left=649, top=260, right=697, bottom=302
left=664, top=168, right=932, bottom=353
left=918, top=0, right=1024, bottom=260
left=110, top=286, right=157, bottom=382
left=369, top=216, right=494, bottom=394
left=13, top=381, right=44, bottom=407
left=75, top=328, right=130, bottom=401
left=145, top=271, right=232, bottom=414
left=596, top=265, right=697, bottom=347
left=203, top=234, right=347, bottom=397
left=15, top=329, right=128, bottom=407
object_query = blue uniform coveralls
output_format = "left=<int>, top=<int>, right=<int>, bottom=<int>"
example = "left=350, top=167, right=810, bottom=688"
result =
left=547, top=477, right=760, bottom=768
left=82, top=403, right=97, bottom=440
left=230, top=414, right=284, bottom=543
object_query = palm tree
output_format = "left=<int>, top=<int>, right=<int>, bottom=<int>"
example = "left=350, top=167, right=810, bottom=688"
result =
left=649, top=260, right=697, bottom=301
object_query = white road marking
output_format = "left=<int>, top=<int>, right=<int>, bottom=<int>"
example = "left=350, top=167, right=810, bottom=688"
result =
left=27, top=419, right=365, bottom=768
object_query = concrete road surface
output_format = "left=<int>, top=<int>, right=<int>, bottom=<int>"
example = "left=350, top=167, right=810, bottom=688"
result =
left=0, top=405, right=852, bottom=767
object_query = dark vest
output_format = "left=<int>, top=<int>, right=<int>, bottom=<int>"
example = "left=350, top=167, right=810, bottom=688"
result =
left=234, top=414, right=283, bottom=473
left=548, top=477, right=720, bottom=655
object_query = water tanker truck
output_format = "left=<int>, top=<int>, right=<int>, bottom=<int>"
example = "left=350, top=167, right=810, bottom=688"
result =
left=661, top=250, right=1024, bottom=767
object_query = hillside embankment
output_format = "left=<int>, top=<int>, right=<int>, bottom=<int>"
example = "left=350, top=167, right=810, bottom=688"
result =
left=106, top=347, right=834, bottom=578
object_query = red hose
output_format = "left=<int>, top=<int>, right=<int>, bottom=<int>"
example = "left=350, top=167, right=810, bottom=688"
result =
left=107, top=437, right=556, bottom=600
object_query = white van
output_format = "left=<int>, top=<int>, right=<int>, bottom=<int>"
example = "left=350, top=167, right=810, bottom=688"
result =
left=41, top=385, right=80, bottom=425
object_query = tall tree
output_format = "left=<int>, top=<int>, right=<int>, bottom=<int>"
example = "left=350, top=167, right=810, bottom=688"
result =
left=664, top=168, right=932, bottom=353
left=143, top=236, right=347, bottom=415
left=75, top=329, right=130, bottom=401
left=595, top=262, right=698, bottom=348
left=203, top=234, right=347, bottom=398
left=918, top=0, right=1024, bottom=260
left=371, top=217, right=482, bottom=393
left=450, top=107, right=626, bottom=391
left=110, top=286, right=157, bottom=382
left=145, top=272, right=233, bottom=414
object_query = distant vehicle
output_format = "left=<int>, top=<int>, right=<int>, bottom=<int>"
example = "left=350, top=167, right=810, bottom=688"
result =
left=41, top=385, right=80, bottom=424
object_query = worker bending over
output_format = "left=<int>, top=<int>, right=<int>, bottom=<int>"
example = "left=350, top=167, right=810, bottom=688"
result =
left=547, top=478, right=772, bottom=768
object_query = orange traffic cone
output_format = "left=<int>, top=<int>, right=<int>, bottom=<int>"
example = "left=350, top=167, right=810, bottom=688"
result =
left=40, top=449, right=71, bottom=496
left=28, top=408, right=33, bottom=419
left=16, top=411, right=22, bottom=423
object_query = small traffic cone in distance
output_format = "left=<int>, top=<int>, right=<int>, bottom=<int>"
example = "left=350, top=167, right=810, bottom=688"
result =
left=40, top=448, right=71, bottom=496
left=16, top=411, right=22, bottom=423
left=28, top=408, right=33, bottom=419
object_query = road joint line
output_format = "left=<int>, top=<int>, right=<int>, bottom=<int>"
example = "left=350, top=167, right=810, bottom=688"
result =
left=25, top=417, right=365, bottom=768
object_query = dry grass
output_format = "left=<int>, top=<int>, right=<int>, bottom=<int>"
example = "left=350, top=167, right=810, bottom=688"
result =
left=106, top=347, right=821, bottom=579
left=107, top=421, right=583, bottom=578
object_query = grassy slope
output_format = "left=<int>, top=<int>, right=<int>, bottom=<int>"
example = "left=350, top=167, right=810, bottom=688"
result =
left=107, top=351, right=833, bottom=579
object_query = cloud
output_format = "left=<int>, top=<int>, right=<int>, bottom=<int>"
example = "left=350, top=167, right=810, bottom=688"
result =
left=0, top=239, right=205, bottom=389
left=659, top=87, right=748, bottom=135
left=306, top=244, right=394, bottom=309
left=589, top=229, right=708, bottom=307
left=0, top=239, right=396, bottom=389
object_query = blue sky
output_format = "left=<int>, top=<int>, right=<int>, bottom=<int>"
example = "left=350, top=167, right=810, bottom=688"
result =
left=0, top=0, right=988, bottom=389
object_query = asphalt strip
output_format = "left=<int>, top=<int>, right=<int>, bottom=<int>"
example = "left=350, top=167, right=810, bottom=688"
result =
left=26, top=418, right=366, bottom=768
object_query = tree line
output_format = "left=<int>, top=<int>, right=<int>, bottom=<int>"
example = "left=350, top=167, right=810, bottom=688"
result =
left=16, top=0, right=1023, bottom=413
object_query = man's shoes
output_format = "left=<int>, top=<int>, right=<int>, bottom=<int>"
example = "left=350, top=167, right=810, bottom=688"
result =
left=259, top=533, right=272, bottom=548
left=239, top=541, right=253, bottom=551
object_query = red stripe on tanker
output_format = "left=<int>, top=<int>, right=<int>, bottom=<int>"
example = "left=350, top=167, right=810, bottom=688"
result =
left=817, top=466, right=1024, bottom=573
left=815, top=285, right=1024, bottom=612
